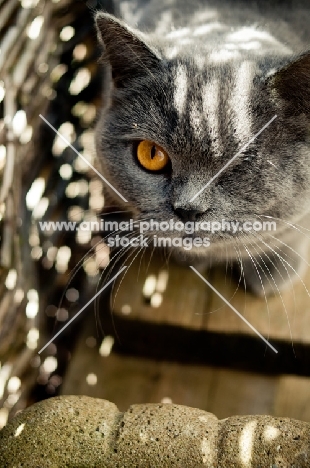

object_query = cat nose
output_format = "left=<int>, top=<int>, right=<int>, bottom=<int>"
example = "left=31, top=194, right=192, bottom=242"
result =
left=174, top=207, right=204, bottom=222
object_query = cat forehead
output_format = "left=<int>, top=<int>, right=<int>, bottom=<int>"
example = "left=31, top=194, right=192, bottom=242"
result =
left=171, top=61, right=256, bottom=114
left=168, top=60, right=259, bottom=149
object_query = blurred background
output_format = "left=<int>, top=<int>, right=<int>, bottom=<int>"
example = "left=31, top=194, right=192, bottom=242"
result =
left=0, top=0, right=120, bottom=426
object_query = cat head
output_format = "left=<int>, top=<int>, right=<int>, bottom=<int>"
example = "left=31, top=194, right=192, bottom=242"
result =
left=95, top=12, right=310, bottom=255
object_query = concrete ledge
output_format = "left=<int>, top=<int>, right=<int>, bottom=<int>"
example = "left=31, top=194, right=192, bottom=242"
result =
left=0, top=395, right=309, bottom=467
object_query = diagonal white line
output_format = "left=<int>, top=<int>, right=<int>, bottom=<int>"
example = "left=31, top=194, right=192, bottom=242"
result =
left=190, top=266, right=278, bottom=353
left=39, top=114, right=128, bottom=203
left=38, top=266, right=127, bottom=354
left=190, top=115, right=277, bottom=202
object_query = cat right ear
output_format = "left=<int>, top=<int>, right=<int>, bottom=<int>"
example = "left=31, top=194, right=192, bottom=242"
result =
left=95, top=12, right=161, bottom=87
left=268, top=52, right=310, bottom=115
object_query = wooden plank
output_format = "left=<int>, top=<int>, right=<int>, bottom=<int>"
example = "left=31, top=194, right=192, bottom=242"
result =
left=206, top=265, right=310, bottom=343
left=273, top=376, right=310, bottom=422
left=112, top=250, right=310, bottom=345
left=204, top=368, right=277, bottom=420
left=61, top=318, right=277, bottom=418
left=112, top=251, right=210, bottom=329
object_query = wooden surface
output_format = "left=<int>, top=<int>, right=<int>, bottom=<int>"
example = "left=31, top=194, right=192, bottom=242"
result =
left=62, top=250, right=310, bottom=421
left=112, top=250, right=310, bottom=345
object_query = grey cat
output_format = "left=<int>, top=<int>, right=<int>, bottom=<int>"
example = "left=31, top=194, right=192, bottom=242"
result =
left=94, top=0, right=310, bottom=296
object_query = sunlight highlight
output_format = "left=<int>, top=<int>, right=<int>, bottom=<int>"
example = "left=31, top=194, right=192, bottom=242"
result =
left=14, top=423, right=25, bottom=437
left=26, top=178, right=45, bottom=210
left=5, top=269, right=17, bottom=290
left=99, top=336, right=114, bottom=357
left=86, top=373, right=97, bottom=386
left=27, top=16, right=44, bottom=40
left=264, top=425, right=281, bottom=441
left=239, top=420, right=257, bottom=466
left=143, top=275, right=157, bottom=298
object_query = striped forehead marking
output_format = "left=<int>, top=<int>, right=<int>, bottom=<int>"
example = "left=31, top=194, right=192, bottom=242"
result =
left=230, top=61, right=254, bottom=143
left=202, top=78, right=221, bottom=155
left=173, top=65, right=188, bottom=116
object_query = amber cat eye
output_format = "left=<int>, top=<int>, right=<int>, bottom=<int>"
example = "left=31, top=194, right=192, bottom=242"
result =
left=137, top=140, right=169, bottom=171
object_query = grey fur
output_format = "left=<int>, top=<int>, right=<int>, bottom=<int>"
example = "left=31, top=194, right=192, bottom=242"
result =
left=95, top=0, right=310, bottom=295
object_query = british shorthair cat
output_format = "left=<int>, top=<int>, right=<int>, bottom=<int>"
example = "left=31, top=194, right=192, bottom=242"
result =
left=94, top=0, right=310, bottom=296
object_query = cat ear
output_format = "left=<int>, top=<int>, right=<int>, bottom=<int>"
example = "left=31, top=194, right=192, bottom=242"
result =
left=95, top=12, right=161, bottom=87
left=269, top=52, right=310, bottom=115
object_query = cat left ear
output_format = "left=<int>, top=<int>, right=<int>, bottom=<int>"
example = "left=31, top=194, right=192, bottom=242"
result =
left=95, top=12, right=161, bottom=87
left=269, top=52, right=310, bottom=115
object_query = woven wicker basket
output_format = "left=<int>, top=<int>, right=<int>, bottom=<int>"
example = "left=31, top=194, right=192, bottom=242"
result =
left=0, top=0, right=112, bottom=426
